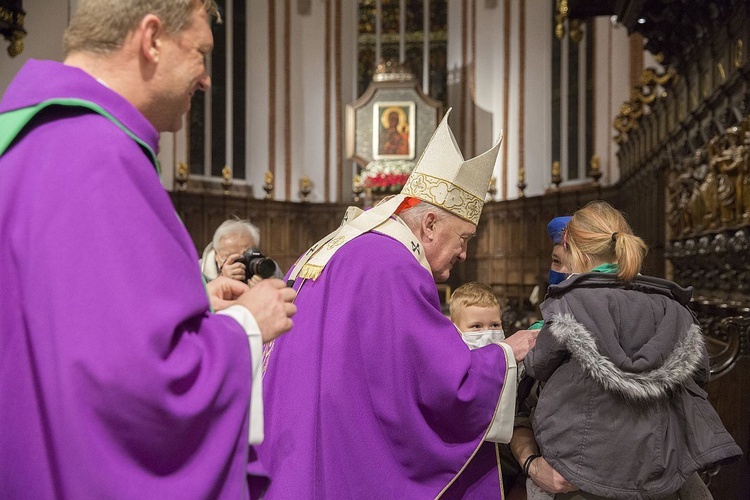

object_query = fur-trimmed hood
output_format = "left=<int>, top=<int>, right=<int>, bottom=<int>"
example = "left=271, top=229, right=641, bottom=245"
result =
left=549, top=313, right=704, bottom=401
left=524, top=272, right=741, bottom=499
left=530, top=272, right=709, bottom=401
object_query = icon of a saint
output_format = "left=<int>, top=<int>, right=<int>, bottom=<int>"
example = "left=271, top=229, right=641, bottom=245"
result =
left=379, top=106, right=410, bottom=156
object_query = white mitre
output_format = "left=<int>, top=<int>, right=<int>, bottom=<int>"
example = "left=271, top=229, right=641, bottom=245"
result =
left=401, top=108, right=502, bottom=225
left=288, top=108, right=502, bottom=281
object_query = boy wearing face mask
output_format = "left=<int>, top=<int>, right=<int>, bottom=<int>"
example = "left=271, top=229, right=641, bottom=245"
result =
left=449, top=282, right=506, bottom=349
left=450, top=282, right=526, bottom=496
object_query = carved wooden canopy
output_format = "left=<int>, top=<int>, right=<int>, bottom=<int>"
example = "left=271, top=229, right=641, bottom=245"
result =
left=561, top=0, right=737, bottom=72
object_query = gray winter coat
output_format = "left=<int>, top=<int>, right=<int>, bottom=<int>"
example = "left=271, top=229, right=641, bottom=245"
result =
left=525, top=272, right=741, bottom=500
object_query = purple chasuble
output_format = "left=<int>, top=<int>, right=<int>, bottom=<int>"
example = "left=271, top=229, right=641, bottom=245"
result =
left=257, top=231, right=509, bottom=498
left=0, top=60, right=257, bottom=498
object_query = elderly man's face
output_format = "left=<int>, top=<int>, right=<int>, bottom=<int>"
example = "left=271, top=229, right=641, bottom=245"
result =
left=425, top=214, right=476, bottom=283
left=215, top=233, right=255, bottom=267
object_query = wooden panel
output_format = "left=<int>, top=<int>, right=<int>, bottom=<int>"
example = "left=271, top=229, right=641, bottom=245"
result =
left=172, top=161, right=747, bottom=496
left=171, top=192, right=349, bottom=274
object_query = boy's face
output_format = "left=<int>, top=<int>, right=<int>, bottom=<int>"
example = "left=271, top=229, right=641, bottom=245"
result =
left=454, top=305, right=502, bottom=332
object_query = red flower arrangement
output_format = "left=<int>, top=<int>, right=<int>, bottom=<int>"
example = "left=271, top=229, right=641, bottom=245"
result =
left=361, top=160, right=415, bottom=193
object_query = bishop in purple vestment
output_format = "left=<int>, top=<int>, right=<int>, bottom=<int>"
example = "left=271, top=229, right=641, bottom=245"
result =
left=257, top=112, right=536, bottom=498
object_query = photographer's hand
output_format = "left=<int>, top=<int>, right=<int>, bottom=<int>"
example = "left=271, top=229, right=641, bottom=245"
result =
left=247, top=274, right=263, bottom=289
left=220, top=254, right=247, bottom=281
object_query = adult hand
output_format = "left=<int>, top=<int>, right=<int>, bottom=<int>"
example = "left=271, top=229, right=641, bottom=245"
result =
left=247, top=274, right=263, bottom=289
left=235, top=278, right=297, bottom=343
left=206, top=276, right=250, bottom=311
left=529, top=456, right=578, bottom=494
left=220, top=254, right=247, bottom=282
left=502, top=329, right=538, bottom=362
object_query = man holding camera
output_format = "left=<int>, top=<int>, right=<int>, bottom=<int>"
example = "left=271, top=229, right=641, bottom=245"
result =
left=201, top=219, right=284, bottom=285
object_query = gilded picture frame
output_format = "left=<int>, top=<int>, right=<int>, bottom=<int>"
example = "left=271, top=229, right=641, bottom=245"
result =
left=372, top=101, right=416, bottom=160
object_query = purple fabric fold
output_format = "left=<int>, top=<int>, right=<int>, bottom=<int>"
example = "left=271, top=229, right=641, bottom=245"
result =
left=1, top=60, right=256, bottom=498
left=257, top=231, right=508, bottom=498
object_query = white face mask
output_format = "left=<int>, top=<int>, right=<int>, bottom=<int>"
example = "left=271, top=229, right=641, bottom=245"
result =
left=460, top=329, right=505, bottom=349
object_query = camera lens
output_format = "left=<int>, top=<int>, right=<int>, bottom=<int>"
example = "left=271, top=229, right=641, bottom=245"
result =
left=248, top=257, right=276, bottom=279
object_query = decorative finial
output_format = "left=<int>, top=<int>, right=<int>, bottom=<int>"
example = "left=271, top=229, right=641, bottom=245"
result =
left=4, top=6, right=26, bottom=58
left=555, top=0, right=568, bottom=40
left=221, top=165, right=232, bottom=194
left=588, top=155, right=602, bottom=185
left=175, top=162, right=189, bottom=191
left=263, top=171, right=274, bottom=199
left=569, top=19, right=583, bottom=43
left=552, top=161, right=562, bottom=189
left=299, top=176, right=313, bottom=202
left=517, top=168, right=527, bottom=198
left=8, top=30, right=25, bottom=57
left=372, top=59, right=415, bottom=82
left=486, top=176, right=498, bottom=202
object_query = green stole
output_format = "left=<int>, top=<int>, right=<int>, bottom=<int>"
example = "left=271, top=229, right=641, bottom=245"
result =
left=0, top=98, right=159, bottom=173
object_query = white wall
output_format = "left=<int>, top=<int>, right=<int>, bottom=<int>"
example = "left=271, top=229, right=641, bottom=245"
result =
left=3, top=0, right=635, bottom=202
left=456, top=0, right=633, bottom=199
left=592, top=17, right=632, bottom=187
left=524, top=0, right=553, bottom=197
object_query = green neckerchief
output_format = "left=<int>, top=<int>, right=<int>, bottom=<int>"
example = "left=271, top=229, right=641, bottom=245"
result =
left=529, top=263, right=619, bottom=330
left=0, top=98, right=160, bottom=174
left=590, top=262, right=619, bottom=274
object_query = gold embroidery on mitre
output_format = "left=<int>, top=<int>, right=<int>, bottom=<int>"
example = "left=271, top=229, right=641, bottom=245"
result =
left=401, top=172, right=483, bottom=224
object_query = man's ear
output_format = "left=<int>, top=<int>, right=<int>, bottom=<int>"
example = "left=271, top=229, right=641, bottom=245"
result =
left=139, top=14, right=164, bottom=63
left=423, top=212, right=438, bottom=240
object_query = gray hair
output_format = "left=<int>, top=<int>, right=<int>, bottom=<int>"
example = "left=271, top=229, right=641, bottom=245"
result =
left=212, top=219, right=261, bottom=251
left=398, top=201, right=451, bottom=230
left=63, top=0, right=219, bottom=56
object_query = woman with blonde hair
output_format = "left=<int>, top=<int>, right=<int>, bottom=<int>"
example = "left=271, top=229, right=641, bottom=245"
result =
left=523, top=201, right=740, bottom=499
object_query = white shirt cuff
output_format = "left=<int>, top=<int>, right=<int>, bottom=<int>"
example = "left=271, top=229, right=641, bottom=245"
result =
left=217, top=305, right=264, bottom=444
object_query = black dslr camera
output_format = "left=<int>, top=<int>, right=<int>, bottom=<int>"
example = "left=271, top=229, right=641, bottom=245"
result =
left=236, top=248, right=277, bottom=281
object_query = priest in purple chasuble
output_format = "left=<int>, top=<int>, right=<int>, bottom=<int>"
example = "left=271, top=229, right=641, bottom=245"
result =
left=0, top=1, right=297, bottom=498
left=256, top=110, right=538, bottom=498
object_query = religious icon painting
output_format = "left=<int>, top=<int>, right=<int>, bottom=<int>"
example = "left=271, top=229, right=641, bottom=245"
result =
left=372, top=101, right=416, bottom=160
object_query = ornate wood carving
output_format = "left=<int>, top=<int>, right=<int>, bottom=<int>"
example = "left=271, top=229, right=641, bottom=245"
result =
left=170, top=192, right=350, bottom=274
left=608, top=2, right=750, bottom=497
left=0, top=0, right=25, bottom=57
